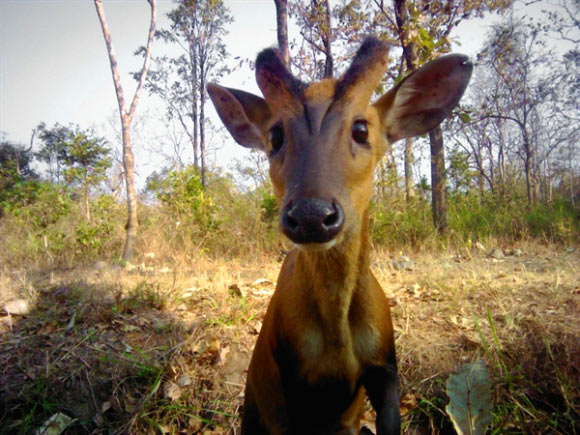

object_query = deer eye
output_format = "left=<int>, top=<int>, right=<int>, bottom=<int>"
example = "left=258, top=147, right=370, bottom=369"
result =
left=269, top=125, right=285, bottom=152
left=351, top=120, right=369, bottom=145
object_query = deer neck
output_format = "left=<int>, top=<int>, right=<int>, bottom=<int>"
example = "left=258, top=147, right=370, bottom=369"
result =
left=296, top=209, right=371, bottom=338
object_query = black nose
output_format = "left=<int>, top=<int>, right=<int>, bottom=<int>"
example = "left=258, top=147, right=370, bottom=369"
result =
left=280, top=198, right=344, bottom=244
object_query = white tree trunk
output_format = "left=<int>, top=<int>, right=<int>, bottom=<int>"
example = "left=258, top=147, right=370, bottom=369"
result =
left=94, top=0, right=156, bottom=261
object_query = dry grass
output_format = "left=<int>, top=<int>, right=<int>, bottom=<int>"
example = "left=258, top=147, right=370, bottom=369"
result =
left=1, top=243, right=579, bottom=434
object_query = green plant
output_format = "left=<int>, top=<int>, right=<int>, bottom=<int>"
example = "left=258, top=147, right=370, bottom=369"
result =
left=74, top=220, right=113, bottom=258
left=116, top=281, right=169, bottom=312
left=370, top=199, right=434, bottom=247
left=260, top=189, right=278, bottom=222
left=154, top=166, right=216, bottom=229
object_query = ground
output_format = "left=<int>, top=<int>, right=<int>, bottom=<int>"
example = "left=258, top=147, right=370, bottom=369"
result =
left=1, top=243, right=579, bottom=434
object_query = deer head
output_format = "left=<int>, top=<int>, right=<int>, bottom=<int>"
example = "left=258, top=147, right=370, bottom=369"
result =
left=208, top=37, right=472, bottom=250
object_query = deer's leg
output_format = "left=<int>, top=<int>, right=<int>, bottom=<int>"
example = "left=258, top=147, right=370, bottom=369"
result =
left=363, top=365, right=400, bottom=435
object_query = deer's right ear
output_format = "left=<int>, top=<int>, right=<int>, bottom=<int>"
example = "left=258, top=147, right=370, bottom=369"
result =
left=207, top=83, right=273, bottom=150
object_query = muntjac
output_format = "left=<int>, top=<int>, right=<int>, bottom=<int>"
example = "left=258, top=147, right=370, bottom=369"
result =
left=208, top=37, right=472, bottom=435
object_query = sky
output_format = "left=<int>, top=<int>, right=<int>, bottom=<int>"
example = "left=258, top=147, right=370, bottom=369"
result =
left=0, top=0, right=560, bottom=186
left=0, top=0, right=276, bottom=142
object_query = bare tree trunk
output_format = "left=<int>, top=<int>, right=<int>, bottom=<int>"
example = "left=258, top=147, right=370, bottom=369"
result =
left=394, top=0, right=418, bottom=204
left=84, top=171, right=91, bottom=223
left=199, top=80, right=207, bottom=187
left=274, top=0, right=290, bottom=69
left=387, top=146, right=400, bottom=200
left=404, top=138, right=415, bottom=202
left=393, top=0, right=418, bottom=71
left=122, top=122, right=138, bottom=256
left=94, top=0, right=156, bottom=261
left=200, top=60, right=207, bottom=187
left=396, top=0, right=452, bottom=232
left=524, top=145, right=533, bottom=205
left=190, top=37, right=200, bottom=168
left=321, top=0, right=333, bottom=78
left=570, top=158, right=575, bottom=206
left=430, top=126, right=448, bottom=232
left=547, top=163, right=553, bottom=203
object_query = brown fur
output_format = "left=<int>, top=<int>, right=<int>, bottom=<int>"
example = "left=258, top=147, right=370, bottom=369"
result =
left=207, top=36, right=473, bottom=435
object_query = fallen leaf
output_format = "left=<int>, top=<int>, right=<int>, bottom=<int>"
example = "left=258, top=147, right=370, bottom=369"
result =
left=38, top=321, right=58, bottom=335
left=446, top=359, right=492, bottom=435
left=4, top=299, right=31, bottom=316
left=229, top=283, right=245, bottom=297
left=250, top=278, right=273, bottom=287
left=101, top=401, right=112, bottom=413
left=163, top=381, right=182, bottom=401
left=177, top=375, right=193, bottom=387
left=189, top=418, right=203, bottom=432
left=218, top=345, right=231, bottom=366
left=35, top=412, right=74, bottom=435
left=207, top=336, right=221, bottom=354
left=400, top=392, right=418, bottom=416
left=460, top=334, right=481, bottom=351
left=124, top=392, right=137, bottom=413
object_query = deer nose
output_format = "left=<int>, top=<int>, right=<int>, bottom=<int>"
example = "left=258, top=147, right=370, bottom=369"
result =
left=281, top=198, right=344, bottom=245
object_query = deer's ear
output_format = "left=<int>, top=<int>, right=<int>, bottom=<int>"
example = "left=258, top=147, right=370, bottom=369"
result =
left=207, top=83, right=273, bottom=150
left=374, top=54, right=473, bottom=143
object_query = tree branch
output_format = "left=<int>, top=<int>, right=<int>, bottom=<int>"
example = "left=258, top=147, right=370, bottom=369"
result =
left=128, top=0, right=157, bottom=122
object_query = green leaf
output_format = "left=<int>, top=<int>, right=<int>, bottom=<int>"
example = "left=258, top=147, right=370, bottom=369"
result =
left=459, top=112, right=472, bottom=123
left=445, top=359, right=493, bottom=435
left=417, top=27, right=435, bottom=52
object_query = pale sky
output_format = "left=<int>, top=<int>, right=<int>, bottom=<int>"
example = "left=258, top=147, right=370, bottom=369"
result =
left=0, top=0, right=276, bottom=144
left=0, top=0, right=557, bottom=184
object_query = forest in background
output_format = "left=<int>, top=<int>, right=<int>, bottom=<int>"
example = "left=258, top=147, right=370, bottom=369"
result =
left=1, top=0, right=579, bottom=434
left=1, top=0, right=579, bottom=268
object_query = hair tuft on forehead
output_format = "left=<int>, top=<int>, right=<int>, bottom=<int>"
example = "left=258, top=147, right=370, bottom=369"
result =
left=335, top=37, right=389, bottom=103
left=256, top=48, right=305, bottom=101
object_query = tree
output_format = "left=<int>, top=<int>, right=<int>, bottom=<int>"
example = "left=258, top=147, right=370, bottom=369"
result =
left=62, top=130, right=111, bottom=222
left=0, top=140, right=38, bottom=214
left=35, top=122, right=74, bottom=184
left=290, top=0, right=335, bottom=80
left=94, top=0, right=156, bottom=261
left=373, top=0, right=512, bottom=230
left=453, top=14, right=580, bottom=206
left=295, top=0, right=511, bottom=230
left=274, top=0, right=290, bottom=68
left=393, top=0, right=419, bottom=204
left=148, top=0, right=231, bottom=187
left=478, top=20, right=553, bottom=204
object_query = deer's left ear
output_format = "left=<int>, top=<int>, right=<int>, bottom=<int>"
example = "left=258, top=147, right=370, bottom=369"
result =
left=207, top=83, right=273, bottom=150
left=374, top=54, right=473, bottom=143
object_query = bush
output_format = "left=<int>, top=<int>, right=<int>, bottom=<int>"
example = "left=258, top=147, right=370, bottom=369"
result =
left=155, top=166, right=216, bottom=230
left=448, top=192, right=526, bottom=240
left=370, top=199, right=435, bottom=247
left=525, top=200, right=579, bottom=241
left=17, top=183, right=74, bottom=229
left=369, top=191, right=579, bottom=249
left=0, top=183, right=126, bottom=267
left=260, top=188, right=278, bottom=222
left=140, top=167, right=282, bottom=260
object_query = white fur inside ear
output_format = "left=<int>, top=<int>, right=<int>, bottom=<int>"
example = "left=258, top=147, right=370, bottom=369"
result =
left=384, top=82, right=419, bottom=134
left=383, top=54, right=472, bottom=142
left=207, top=84, right=266, bottom=149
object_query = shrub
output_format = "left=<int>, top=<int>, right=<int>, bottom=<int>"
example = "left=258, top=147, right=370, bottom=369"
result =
left=370, top=199, right=435, bottom=247
left=260, top=189, right=279, bottom=223
left=155, top=166, right=216, bottom=230
left=525, top=200, right=579, bottom=241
